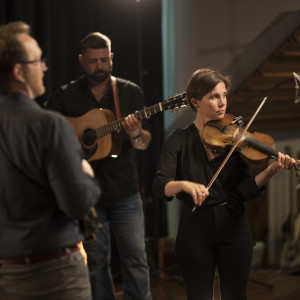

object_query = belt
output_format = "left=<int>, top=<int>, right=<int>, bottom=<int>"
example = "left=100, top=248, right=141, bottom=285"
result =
left=192, top=201, right=228, bottom=212
left=0, top=245, right=78, bottom=264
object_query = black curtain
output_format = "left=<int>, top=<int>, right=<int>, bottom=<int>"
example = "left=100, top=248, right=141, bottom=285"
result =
left=0, top=0, right=168, bottom=238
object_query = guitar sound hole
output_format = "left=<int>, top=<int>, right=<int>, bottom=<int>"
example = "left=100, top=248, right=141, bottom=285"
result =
left=82, top=129, right=97, bottom=146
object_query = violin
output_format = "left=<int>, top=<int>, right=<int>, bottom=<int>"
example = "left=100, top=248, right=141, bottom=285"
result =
left=192, top=112, right=300, bottom=212
left=202, top=114, right=297, bottom=166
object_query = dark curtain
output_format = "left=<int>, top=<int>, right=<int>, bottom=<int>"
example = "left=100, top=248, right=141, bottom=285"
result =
left=0, top=0, right=168, bottom=238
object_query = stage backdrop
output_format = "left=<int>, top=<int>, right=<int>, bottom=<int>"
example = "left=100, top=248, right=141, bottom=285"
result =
left=0, top=0, right=167, bottom=238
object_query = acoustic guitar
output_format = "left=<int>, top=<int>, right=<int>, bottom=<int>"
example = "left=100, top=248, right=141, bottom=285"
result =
left=66, top=92, right=187, bottom=162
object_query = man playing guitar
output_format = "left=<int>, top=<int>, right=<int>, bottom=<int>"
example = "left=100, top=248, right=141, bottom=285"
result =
left=46, top=32, right=152, bottom=300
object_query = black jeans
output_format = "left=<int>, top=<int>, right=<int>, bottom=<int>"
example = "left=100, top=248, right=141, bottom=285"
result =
left=176, top=203, right=253, bottom=300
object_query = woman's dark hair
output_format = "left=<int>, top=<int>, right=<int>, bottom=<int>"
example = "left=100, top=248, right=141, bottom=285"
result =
left=186, top=68, right=231, bottom=112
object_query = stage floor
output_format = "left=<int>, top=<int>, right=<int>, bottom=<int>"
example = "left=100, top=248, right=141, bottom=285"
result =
left=115, top=269, right=300, bottom=300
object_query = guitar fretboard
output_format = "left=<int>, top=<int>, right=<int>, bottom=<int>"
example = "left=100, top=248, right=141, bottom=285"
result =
left=94, top=93, right=186, bottom=139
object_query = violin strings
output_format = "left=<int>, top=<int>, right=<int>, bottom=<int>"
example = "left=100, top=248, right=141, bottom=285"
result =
left=222, top=125, right=277, bottom=157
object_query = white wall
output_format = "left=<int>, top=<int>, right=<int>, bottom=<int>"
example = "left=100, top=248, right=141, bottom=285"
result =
left=268, top=139, right=300, bottom=265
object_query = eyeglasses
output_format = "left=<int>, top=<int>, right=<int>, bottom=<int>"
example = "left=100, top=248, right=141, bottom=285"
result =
left=19, top=57, right=47, bottom=67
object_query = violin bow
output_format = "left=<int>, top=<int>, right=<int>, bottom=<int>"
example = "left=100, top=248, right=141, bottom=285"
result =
left=192, top=97, right=267, bottom=212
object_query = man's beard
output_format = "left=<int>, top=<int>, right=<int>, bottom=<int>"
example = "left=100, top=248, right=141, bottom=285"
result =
left=89, top=69, right=111, bottom=83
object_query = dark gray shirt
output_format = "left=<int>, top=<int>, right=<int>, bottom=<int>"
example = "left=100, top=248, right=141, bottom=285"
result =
left=0, top=93, right=101, bottom=257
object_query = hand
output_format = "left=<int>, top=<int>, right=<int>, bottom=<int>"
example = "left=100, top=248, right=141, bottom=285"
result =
left=82, top=159, right=94, bottom=177
left=270, top=152, right=296, bottom=172
left=122, top=113, right=142, bottom=138
left=180, top=181, right=209, bottom=207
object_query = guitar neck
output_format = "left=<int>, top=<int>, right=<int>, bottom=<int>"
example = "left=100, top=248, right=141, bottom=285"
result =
left=95, top=102, right=164, bottom=139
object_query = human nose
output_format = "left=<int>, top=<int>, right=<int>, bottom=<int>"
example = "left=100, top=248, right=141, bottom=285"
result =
left=40, top=58, right=47, bottom=68
left=41, top=58, right=48, bottom=71
left=218, top=96, right=226, bottom=106
left=42, top=64, right=48, bottom=72
left=96, top=59, right=104, bottom=68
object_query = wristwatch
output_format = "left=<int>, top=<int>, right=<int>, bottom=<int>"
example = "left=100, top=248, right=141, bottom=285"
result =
left=131, top=133, right=142, bottom=142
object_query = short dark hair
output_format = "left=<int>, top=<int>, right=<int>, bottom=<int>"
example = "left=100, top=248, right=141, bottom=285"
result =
left=186, top=68, right=231, bottom=112
left=80, top=32, right=111, bottom=53
left=0, top=21, right=30, bottom=92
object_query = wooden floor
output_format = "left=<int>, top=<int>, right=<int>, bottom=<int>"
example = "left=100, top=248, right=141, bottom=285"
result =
left=115, top=269, right=300, bottom=300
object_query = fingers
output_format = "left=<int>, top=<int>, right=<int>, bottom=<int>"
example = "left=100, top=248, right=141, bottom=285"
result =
left=122, top=114, right=142, bottom=136
left=178, top=181, right=209, bottom=207
left=81, top=159, right=95, bottom=177
left=124, top=114, right=139, bottom=127
left=191, top=185, right=209, bottom=207
left=277, top=152, right=296, bottom=170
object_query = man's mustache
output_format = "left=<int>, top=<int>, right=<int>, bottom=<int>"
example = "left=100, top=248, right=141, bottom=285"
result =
left=94, top=70, right=106, bottom=75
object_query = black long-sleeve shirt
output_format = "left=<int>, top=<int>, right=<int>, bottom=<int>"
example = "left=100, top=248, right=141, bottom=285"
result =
left=153, top=123, right=262, bottom=212
left=0, top=93, right=101, bottom=257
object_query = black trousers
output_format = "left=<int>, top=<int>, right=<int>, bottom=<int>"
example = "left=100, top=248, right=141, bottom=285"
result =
left=176, top=203, right=253, bottom=300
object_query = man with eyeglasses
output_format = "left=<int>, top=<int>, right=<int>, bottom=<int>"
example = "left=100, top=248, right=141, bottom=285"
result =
left=0, top=21, right=101, bottom=300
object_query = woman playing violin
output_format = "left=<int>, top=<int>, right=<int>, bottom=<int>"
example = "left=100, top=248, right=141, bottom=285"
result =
left=153, top=68, right=296, bottom=300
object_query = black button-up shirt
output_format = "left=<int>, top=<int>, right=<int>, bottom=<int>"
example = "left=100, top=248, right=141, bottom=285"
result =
left=46, top=76, right=150, bottom=204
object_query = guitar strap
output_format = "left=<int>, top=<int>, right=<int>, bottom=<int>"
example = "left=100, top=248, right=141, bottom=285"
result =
left=111, top=76, right=121, bottom=120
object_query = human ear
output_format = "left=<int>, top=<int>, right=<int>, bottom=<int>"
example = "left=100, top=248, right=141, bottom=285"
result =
left=191, top=98, right=199, bottom=109
left=12, top=63, right=26, bottom=83
left=78, top=54, right=83, bottom=65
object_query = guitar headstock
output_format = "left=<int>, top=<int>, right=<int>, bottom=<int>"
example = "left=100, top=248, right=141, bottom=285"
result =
left=161, top=92, right=187, bottom=112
